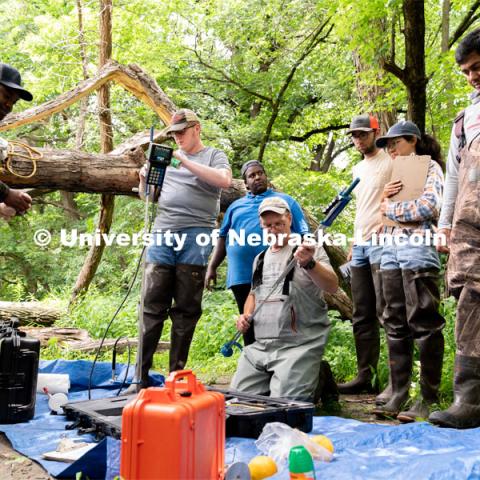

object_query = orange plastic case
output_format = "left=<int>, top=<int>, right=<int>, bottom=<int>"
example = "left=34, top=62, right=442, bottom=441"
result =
left=120, top=370, right=225, bottom=480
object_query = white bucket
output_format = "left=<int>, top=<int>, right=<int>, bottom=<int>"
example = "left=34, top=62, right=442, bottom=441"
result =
left=37, top=373, right=70, bottom=394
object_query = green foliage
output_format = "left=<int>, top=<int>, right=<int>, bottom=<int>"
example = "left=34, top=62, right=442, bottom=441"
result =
left=0, top=0, right=474, bottom=392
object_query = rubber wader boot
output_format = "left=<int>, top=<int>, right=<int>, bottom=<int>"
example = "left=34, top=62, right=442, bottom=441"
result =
left=314, top=360, right=340, bottom=405
left=376, top=378, right=393, bottom=406
left=338, top=265, right=380, bottom=394
left=373, top=337, right=413, bottom=417
left=169, top=264, right=206, bottom=372
left=371, top=263, right=393, bottom=406
left=397, top=269, right=445, bottom=422
left=373, top=269, right=412, bottom=417
left=139, top=264, right=176, bottom=388
left=397, top=331, right=444, bottom=422
left=429, top=355, right=480, bottom=429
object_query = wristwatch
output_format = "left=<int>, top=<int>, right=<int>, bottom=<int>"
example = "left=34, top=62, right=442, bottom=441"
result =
left=302, top=258, right=316, bottom=270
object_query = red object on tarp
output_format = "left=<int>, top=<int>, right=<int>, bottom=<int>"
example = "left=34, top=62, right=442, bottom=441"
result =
left=120, top=370, right=225, bottom=480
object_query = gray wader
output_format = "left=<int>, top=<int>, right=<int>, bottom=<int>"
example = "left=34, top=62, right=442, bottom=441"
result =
left=230, top=248, right=330, bottom=402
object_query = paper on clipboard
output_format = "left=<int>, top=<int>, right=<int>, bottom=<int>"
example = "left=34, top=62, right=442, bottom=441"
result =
left=382, top=155, right=430, bottom=228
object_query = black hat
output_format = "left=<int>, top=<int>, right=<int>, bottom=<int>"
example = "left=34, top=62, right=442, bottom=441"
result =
left=376, top=120, right=421, bottom=148
left=0, top=64, right=33, bottom=101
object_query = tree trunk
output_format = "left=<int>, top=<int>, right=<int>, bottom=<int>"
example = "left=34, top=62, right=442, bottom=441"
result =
left=403, top=0, right=427, bottom=132
left=60, top=192, right=81, bottom=220
left=352, top=49, right=396, bottom=134
left=60, top=0, right=89, bottom=221
left=0, top=146, right=145, bottom=194
left=441, top=0, right=451, bottom=53
left=319, top=133, right=336, bottom=173
left=70, top=0, right=114, bottom=304
left=0, top=301, right=62, bottom=325
left=0, top=61, right=176, bottom=133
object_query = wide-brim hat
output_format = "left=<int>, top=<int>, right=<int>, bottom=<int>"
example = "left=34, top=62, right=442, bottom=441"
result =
left=0, top=64, right=33, bottom=101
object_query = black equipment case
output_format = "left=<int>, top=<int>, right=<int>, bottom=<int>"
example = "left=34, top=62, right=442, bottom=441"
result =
left=0, top=319, right=40, bottom=423
left=218, top=389, right=314, bottom=438
left=63, top=388, right=313, bottom=440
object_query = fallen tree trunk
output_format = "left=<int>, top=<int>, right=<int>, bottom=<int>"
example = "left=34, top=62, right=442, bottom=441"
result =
left=69, top=337, right=170, bottom=354
left=0, top=61, right=176, bottom=133
left=0, top=301, right=63, bottom=325
left=20, top=326, right=170, bottom=353
left=0, top=147, right=145, bottom=194
left=20, top=327, right=90, bottom=345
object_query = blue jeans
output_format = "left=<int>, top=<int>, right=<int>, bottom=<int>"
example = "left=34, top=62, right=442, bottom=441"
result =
left=381, top=243, right=440, bottom=270
left=351, top=241, right=383, bottom=267
left=146, top=227, right=214, bottom=266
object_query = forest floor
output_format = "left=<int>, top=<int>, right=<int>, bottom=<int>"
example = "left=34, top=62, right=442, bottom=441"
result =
left=0, top=377, right=396, bottom=479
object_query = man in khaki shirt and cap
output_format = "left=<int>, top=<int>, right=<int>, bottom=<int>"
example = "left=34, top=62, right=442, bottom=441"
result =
left=337, top=114, right=392, bottom=406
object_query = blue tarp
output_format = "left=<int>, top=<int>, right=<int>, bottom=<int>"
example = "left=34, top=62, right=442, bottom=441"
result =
left=0, top=360, right=164, bottom=479
left=1, top=360, right=480, bottom=479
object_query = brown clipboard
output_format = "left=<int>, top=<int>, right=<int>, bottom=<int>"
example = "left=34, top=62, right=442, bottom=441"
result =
left=382, top=155, right=430, bottom=228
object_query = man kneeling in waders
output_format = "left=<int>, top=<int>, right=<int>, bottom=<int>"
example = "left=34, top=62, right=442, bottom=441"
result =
left=230, top=197, right=338, bottom=401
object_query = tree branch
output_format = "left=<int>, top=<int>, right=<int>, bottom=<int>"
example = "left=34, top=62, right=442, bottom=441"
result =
left=257, top=18, right=333, bottom=160
left=289, top=123, right=349, bottom=142
left=32, top=198, right=87, bottom=218
left=190, top=42, right=273, bottom=104
left=449, top=0, right=480, bottom=48
left=331, top=143, right=353, bottom=160
left=382, top=59, right=406, bottom=83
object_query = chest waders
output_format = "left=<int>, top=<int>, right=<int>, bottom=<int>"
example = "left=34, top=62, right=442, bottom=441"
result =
left=230, top=247, right=330, bottom=401
left=430, top=136, right=480, bottom=429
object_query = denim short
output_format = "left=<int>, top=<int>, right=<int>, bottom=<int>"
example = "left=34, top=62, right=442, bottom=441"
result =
left=381, top=242, right=440, bottom=270
left=351, top=241, right=383, bottom=267
left=146, top=227, right=214, bottom=266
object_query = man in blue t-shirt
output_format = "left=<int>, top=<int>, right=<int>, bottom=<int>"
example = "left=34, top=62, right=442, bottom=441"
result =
left=205, top=160, right=309, bottom=345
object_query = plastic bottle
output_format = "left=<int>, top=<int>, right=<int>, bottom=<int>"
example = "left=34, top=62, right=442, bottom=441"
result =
left=288, top=445, right=316, bottom=480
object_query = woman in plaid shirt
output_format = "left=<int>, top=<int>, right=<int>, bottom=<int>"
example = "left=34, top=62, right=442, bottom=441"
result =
left=372, top=121, right=446, bottom=422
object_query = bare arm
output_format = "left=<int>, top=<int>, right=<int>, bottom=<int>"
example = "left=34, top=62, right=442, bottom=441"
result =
left=173, top=151, right=232, bottom=189
left=236, top=293, right=255, bottom=333
left=205, top=237, right=227, bottom=289
left=294, top=244, right=339, bottom=294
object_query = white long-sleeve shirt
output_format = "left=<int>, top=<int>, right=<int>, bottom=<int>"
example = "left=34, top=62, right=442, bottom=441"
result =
left=439, top=91, right=480, bottom=229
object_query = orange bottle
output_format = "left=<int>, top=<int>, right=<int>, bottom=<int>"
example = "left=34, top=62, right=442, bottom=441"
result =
left=120, top=370, right=225, bottom=479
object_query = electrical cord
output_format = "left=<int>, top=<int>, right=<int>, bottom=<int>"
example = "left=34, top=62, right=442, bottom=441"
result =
left=87, top=199, right=156, bottom=400
left=111, top=336, right=132, bottom=397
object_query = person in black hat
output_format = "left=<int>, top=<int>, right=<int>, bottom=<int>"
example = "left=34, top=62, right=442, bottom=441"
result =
left=372, top=120, right=446, bottom=422
left=0, top=63, right=33, bottom=216
left=205, top=160, right=309, bottom=345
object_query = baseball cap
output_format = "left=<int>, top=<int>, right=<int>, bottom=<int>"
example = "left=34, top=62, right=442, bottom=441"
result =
left=376, top=120, right=421, bottom=148
left=162, top=109, right=200, bottom=135
left=258, top=197, right=291, bottom=216
left=0, top=64, right=33, bottom=101
left=346, top=114, right=379, bottom=134
left=240, top=160, right=265, bottom=179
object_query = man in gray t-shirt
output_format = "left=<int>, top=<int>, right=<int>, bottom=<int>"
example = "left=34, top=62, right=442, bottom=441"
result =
left=137, top=109, right=231, bottom=382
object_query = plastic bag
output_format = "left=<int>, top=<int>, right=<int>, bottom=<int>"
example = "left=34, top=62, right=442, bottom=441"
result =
left=255, top=422, right=333, bottom=470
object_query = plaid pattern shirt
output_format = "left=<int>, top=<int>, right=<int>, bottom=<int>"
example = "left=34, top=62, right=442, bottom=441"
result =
left=383, top=160, right=444, bottom=235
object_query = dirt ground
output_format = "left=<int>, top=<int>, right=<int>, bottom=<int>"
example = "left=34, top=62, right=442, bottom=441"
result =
left=0, top=434, right=51, bottom=480
left=0, top=382, right=395, bottom=479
